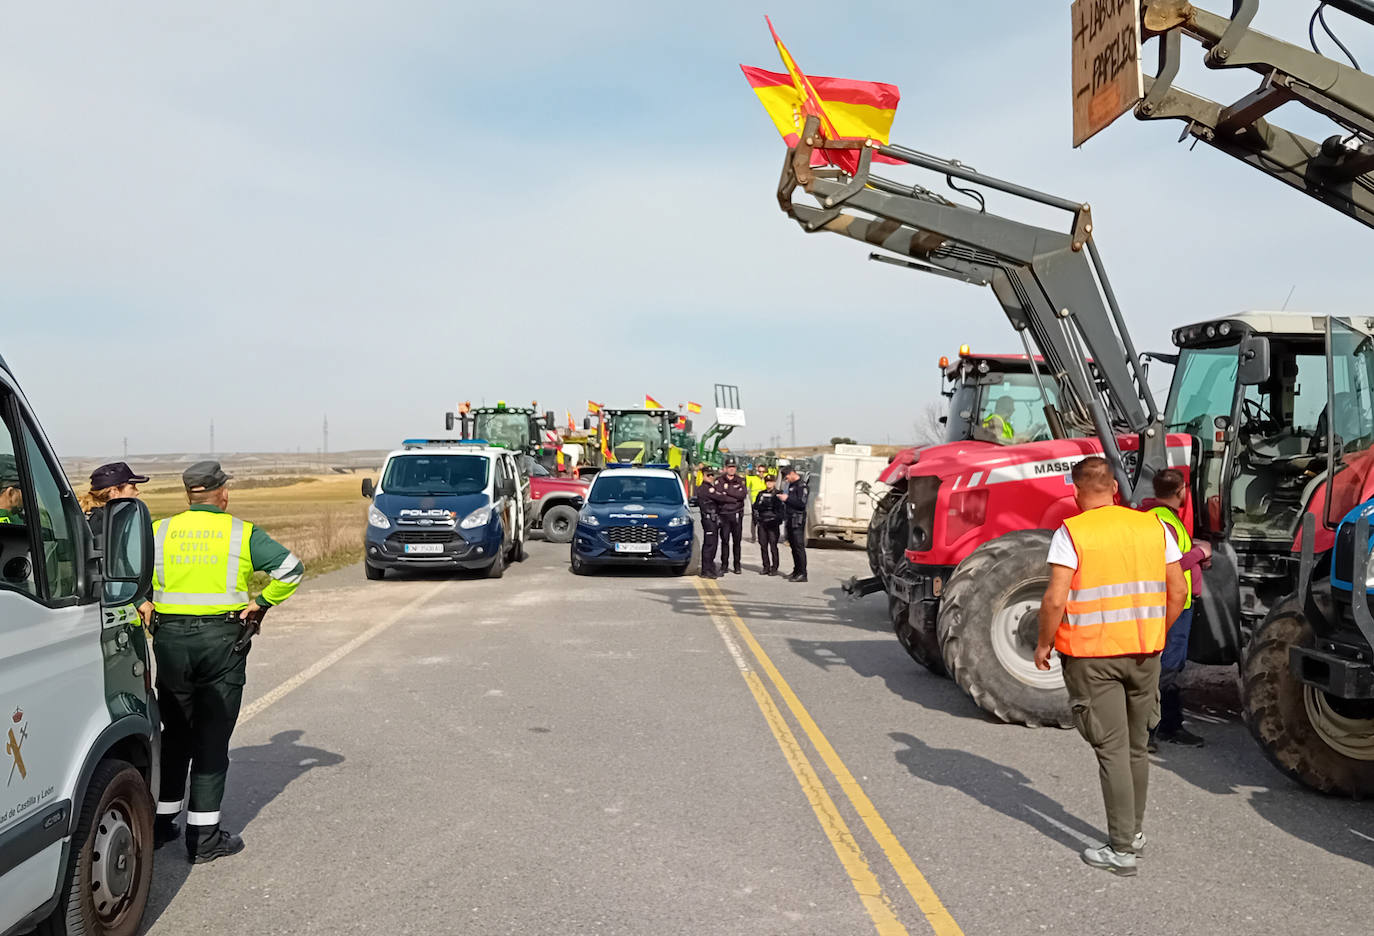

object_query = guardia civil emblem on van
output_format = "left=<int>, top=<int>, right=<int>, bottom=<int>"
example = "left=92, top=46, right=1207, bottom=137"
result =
left=6, top=707, right=27, bottom=785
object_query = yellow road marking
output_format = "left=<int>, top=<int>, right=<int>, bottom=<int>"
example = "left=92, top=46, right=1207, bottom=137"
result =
left=695, top=581, right=908, bottom=935
left=700, top=580, right=964, bottom=936
left=239, top=580, right=449, bottom=725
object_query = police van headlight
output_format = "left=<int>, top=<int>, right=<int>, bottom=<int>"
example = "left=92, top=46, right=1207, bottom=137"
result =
left=580, top=512, right=600, bottom=527
left=367, top=504, right=391, bottom=529
left=667, top=515, right=691, bottom=527
left=460, top=506, right=494, bottom=529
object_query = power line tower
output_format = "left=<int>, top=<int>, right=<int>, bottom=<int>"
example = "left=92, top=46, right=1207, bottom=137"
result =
left=209, top=420, right=215, bottom=455
left=323, top=414, right=329, bottom=458
left=122, top=437, right=128, bottom=459
left=788, top=412, right=796, bottom=448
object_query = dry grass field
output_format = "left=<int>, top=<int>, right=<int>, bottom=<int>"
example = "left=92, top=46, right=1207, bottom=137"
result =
left=139, top=473, right=367, bottom=580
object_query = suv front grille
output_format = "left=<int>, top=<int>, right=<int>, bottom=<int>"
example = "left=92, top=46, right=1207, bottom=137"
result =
left=390, top=531, right=457, bottom=545
left=606, top=526, right=665, bottom=544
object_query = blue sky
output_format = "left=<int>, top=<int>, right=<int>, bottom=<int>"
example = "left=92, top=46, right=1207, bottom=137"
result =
left=4, top=2, right=1373, bottom=456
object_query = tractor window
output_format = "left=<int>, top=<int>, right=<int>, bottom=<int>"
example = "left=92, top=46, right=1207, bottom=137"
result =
left=975, top=372, right=1057, bottom=444
left=1165, top=347, right=1238, bottom=436
left=1325, top=321, right=1374, bottom=527
left=475, top=413, right=529, bottom=452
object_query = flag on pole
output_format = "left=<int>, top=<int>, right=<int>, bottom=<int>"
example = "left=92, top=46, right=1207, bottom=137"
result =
left=587, top=401, right=602, bottom=414
left=566, top=410, right=575, bottom=431
left=600, top=421, right=613, bottom=463
left=645, top=394, right=663, bottom=409
left=686, top=401, right=702, bottom=414
left=741, top=18, right=900, bottom=173
left=675, top=416, right=687, bottom=430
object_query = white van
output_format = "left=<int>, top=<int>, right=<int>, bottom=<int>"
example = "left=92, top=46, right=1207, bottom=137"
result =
left=0, top=354, right=157, bottom=936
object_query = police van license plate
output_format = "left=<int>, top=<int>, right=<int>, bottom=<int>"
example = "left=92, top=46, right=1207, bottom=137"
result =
left=614, top=542, right=652, bottom=554
left=404, top=543, right=444, bottom=554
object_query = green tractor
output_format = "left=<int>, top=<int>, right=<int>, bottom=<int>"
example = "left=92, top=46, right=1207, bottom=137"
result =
left=693, top=384, right=745, bottom=471
left=592, top=407, right=691, bottom=479
left=447, top=400, right=558, bottom=470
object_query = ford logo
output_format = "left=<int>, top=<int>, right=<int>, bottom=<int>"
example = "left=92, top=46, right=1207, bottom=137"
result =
left=624, top=504, right=644, bottom=511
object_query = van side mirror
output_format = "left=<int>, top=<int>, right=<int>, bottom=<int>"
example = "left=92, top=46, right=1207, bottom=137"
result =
left=1238, top=335, right=1271, bottom=386
left=571, top=495, right=585, bottom=510
left=544, top=410, right=556, bottom=430
left=101, top=498, right=153, bottom=608
left=361, top=478, right=375, bottom=499
left=583, top=417, right=591, bottom=431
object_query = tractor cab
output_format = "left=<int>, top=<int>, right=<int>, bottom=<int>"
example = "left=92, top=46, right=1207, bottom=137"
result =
left=447, top=401, right=558, bottom=470
left=941, top=346, right=1075, bottom=446
left=601, top=409, right=686, bottom=474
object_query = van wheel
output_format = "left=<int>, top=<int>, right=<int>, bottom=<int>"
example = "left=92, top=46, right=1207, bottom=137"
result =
left=542, top=505, right=579, bottom=544
left=364, top=562, right=385, bottom=581
left=570, top=551, right=587, bottom=575
left=938, top=530, right=1072, bottom=728
left=485, top=550, right=506, bottom=579
left=1243, top=599, right=1374, bottom=797
left=39, top=760, right=153, bottom=936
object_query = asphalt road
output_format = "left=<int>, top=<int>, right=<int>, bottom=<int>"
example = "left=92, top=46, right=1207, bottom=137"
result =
left=141, top=536, right=1374, bottom=936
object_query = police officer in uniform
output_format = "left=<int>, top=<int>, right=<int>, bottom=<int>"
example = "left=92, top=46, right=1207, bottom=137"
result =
left=780, top=466, right=808, bottom=582
left=715, top=459, right=748, bottom=574
left=696, top=465, right=721, bottom=579
left=752, top=473, right=785, bottom=575
left=151, top=461, right=304, bottom=862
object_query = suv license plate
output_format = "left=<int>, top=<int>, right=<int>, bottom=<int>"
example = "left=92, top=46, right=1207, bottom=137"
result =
left=614, top=542, right=652, bottom=554
left=404, top=543, right=444, bottom=554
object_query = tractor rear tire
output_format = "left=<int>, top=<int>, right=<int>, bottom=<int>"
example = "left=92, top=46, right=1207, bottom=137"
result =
left=893, top=595, right=947, bottom=677
left=1242, top=599, right=1374, bottom=797
left=937, top=529, right=1072, bottom=728
left=542, top=505, right=579, bottom=544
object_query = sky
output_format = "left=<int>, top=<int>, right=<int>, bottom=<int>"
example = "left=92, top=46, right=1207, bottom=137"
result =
left=4, top=1, right=1374, bottom=457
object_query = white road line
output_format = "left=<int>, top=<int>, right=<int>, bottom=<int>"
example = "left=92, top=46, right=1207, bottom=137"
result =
left=238, top=580, right=450, bottom=725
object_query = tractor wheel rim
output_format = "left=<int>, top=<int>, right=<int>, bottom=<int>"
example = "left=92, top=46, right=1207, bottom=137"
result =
left=91, top=800, right=138, bottom=922
left=1304, top=687, right=1374, bottom=761
left=991, top=594, right=1062, bottom=689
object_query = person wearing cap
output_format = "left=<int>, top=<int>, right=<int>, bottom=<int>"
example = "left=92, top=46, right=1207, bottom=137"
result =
left=715, top=460, right=748, bottom=574
left=696, top=465, right=722, bottom=579
left=0, top=454, right=22, bottom=524
left=80, top=461, right=150, bottom=527
left=150, top=460, right=304, bottom=863
left=778, top=466, right=808, bottom=582
left=752, top=473, right=786, bottom=575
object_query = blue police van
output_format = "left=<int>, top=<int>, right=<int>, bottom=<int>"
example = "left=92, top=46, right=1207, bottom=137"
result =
left=570, top=465, right=693, bottom=575
left=361, top=440, right=529, bottom=580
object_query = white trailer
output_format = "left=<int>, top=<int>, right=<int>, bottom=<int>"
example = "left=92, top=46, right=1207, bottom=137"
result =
left=804, top=448, right=887, bottom=546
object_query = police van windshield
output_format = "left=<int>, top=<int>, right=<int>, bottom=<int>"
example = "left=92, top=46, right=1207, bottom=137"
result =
left=382, top=455, right=489, bottom=496
left=589, top=475, right=683, bottom=506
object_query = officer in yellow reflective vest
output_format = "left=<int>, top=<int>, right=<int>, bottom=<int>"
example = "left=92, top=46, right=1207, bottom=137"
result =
left=1035, top=456, right=1186, bottom=876
left=151, top=460, right=304, bottom=863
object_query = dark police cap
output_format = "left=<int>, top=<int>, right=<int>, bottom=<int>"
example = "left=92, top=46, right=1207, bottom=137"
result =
left=91, top=461, right=150, bottom=489
left=183, top=460, right=232, bottom=493
left=0, top=454, right=18, bottom=487
left=724, top=458, right=737, bottom=467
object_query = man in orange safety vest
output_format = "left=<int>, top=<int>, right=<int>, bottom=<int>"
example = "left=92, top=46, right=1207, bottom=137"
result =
left=1034, top=456, right=1186, bottom=877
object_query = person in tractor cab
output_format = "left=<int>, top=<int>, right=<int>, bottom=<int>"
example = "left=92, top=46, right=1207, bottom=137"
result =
left=1140, top=468, right=1212, bottom=751
left=980, top=395, right=1016, bottom=443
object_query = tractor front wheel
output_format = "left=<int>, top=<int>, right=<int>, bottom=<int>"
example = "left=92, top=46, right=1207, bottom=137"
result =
left=892, top=594, right=946, bottom=677
left=937, top=529, right=1071, bottom=728
left=1242, top=599, right=1374, bottom=797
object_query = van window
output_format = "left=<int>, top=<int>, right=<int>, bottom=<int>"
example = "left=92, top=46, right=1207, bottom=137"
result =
left=382, top=454, right=489, bottom=496
left=20, top=420, right=80, bottom=601
left=0, top=396, right=38, bottom=599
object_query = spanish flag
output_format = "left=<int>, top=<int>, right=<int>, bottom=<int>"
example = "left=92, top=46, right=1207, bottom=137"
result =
left=566, top=410, right=575, bottom=431
left=742, top=18, right=900, bottom=172
left=675, top=416, right=687, bottom=430
left=686, top=401, right=702, bottom=414
left=645, top=394, right=663, bottom=409
left=600, top=422, right=613, bottom=463
left=587, top=401, right=602, bottom=414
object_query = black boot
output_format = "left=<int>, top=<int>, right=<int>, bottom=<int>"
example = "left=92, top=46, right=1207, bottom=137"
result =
left=187, top=824, right=245, bottom=864
left=153, top=816, right=181, bottom=850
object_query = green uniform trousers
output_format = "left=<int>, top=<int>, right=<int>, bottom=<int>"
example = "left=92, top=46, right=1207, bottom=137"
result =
left=1060, top=652, right=1161, bottom=852
left=153, top=614, right=249, bottom=817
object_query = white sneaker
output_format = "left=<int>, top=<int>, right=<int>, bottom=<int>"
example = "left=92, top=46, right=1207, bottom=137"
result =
left=1133, top=832, right=1146, bottom=856
left=1081, top=844, right=1138, bottom=876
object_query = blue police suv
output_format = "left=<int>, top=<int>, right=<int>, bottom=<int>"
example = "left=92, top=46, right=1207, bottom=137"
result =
left=571, top=465, right=692, bottom=575
left=362, top=440, right=529, bottom=580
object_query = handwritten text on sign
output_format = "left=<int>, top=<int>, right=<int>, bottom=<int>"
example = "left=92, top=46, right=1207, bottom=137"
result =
left=1071, top=0, right=1144, bottom=147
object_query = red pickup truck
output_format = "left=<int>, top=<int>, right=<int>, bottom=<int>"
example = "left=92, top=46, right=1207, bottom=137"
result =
left=528, top=462, right=588, bottom=543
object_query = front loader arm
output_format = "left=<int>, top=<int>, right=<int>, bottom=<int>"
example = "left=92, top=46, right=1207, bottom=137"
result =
left=1136, top=0, right=1374, bottom=229
left=778, top=118, right=1167, bottom=499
